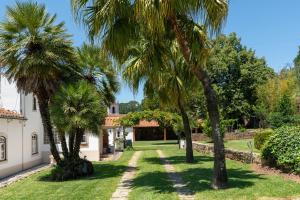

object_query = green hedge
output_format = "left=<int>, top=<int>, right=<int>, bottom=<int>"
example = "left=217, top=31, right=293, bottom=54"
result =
left=262, top=126, right=300, bottom=173
left=254, top=129, right=273, bottom=150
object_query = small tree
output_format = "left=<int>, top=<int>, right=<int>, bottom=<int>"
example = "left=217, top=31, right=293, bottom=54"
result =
left=50, top=81, right=106, bottom=180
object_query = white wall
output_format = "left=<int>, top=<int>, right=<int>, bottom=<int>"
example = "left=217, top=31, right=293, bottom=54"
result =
left=0, top=75, right=20, bottom=112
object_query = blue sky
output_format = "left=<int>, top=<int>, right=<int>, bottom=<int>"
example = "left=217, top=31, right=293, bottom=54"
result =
left=1, top=0, right=300, bottom=103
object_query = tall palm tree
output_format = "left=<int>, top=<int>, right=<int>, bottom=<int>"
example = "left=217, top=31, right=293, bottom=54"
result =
left=0, top=2, right=77, bottom=164
left=71, top=0, right=228, bottom=188
left=77, top=43, right=120, bottom=105
left=123, top=39, right=197, bottom=163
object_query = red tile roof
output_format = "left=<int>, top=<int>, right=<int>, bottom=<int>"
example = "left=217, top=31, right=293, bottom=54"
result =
left=133, top=120, right=159, bottom=128
left=103, top=114, right=159, bottom=128
left=103, top=114, right=125, bottom=127
left=0, top=108, right=25, bottom=120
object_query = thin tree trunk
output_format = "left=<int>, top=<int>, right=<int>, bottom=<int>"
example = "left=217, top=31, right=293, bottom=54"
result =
left=73, top=128, right=84, bottom=159
left=170, top=15, right=228, bottom=189
left=178, top=98, right=194, bottom=163
left=58, top=131, right=69, bottom=159
left=69, top=132, right=75, bottom=158
left=36, top=92, right=61, bottom=164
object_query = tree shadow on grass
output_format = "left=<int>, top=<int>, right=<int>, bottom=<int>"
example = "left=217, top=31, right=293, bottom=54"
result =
left=144, top=155, right=213, bottom=165
left=38, top=163, right=129, bottom=182
left=131, top=167, right=265, bottom=195
left=131, top=170, right=177, bottom=195
left=138, top=154, right=266, bottom=194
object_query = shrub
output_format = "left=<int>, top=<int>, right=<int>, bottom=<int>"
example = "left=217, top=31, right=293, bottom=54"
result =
left=254, top=129, right=273, bottom=150
left=50, top=158, right=94, bottom=181
left=262, top=126, right=300, bottom=173
left=203, top=118, right=225, bottom=138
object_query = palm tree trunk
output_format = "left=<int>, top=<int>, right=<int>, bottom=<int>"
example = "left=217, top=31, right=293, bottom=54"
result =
left=69, top=132, right=75, bottom=158
left=193, top=68, right=228, bottom=189
left=58, top=131, right=69, bottom=159
left=170, top=15, right=228, bottom=189
left=178, top=98, right=194, bottom=163
left=73, top=128, right=84, bottom=159
left=36, top=92, right=61, bottom=164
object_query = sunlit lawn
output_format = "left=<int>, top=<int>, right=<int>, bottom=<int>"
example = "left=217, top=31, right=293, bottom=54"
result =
left=135, top=140, right=300, bottom=200
left=203, top=139, right=260, bottom=153
left=1, top=141, right=300, bottom=200
left=0, top=151, right=134, bottom=200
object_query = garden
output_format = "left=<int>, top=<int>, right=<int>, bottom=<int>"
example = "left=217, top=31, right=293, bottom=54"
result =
left=0, top=0, right=300, bottom=199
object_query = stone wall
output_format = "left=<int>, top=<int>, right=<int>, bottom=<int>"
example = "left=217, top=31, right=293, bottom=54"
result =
left=192, top=130, right=257, bottom=142
left=192, top=142, right=262, bottom=164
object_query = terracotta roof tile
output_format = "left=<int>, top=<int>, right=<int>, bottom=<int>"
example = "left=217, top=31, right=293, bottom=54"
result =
left=103, top=114, right=125, bottom=127
left=0, top=108, right=25, bottom=120
left=103, top=114, right=159, bottom=128
left=133, top=120, right=159, bottom=127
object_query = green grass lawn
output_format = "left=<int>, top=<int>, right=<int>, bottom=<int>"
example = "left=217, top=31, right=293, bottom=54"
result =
left=0, top=151, right=134, bottom=200
left=203, top=139, right=260, bottom=153
left=128, top=149, right=179, bottom=200
left=1, top=140, right=300, bottom=200
left=145, top=140, right=300, bottom=200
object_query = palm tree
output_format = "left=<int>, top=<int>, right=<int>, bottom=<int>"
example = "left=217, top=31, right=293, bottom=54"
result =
left=0, top=2, right=77, bottom=164
left=77, top=43, right=120, bottom=105
left=123, top=39, right=197, bottom=163
left=50, top=81, right=106, bottom=160
left=71, top=0, right=228, bottom=189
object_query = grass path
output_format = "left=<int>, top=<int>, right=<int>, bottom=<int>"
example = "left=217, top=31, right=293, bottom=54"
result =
left=128, top=149, right=179, bottom=200
left=157, top=149, right=195, bottom=200
left=111, top=151, right=142, bottom=200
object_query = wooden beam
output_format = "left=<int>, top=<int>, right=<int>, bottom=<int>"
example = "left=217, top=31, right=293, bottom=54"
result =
left=133, top=128, right=136, bottom=142
left=164, top=128, right=167, bottom=141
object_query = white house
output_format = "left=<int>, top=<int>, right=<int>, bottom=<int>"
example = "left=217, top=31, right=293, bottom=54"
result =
left=0, top=73, right=178, bottom=179
left=0, top=74, right=135, bottom=179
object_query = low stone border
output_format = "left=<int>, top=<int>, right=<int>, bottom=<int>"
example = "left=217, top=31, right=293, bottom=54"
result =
left=0, top=164, right=50, bottom=189
left=193, top=142, right=262, bottom=164
left=192, top=130, right=257, bottom=141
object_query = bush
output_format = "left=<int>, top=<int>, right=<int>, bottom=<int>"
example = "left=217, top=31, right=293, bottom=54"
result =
left=50, top=158, right=94, bottom=181
left=203, top=118, right=226, bottom=138
left=254, top=129, right=273, bottom=150
left=262, top=126, right=300, bottom=173
left=268, top=113, right=300, bottom=128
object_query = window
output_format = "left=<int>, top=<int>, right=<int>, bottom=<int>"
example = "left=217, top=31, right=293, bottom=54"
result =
left=32, top=97, right=37, bottom=111
left=0, top=136, right=6, bottom=161
left=117, top=131, right=120, bottom=138
left=81, top=133, right=87, bottom=144
left=112, top=106, right=115, bottom=114
left=32, top=134, right=38, bottom=155
left=44, top=132, right=60, bottom=144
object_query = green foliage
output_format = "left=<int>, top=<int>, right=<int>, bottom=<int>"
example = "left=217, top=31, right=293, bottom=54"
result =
left=50, top=81, right=106, bottom=133
left=119, top=101, right=141, bottom=114
left=262, top=126, right=300, bottom=173
left=118, top=110, right=182, bottom=131
left=203, top=118, right=226, bottom=138
left=77, top=43, right=120, bottom=105
left=0, top=1, right=77, bottom=95
left=267, top=94, right=298, bottom=128
left=207, top=33, right=274, bottom=122
left=254, top=129, right=273, bottom=150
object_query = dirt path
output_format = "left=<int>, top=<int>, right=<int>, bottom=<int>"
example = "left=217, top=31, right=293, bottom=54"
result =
left=110, top=151, right=142, bottom=200
left=157, top=150, right=195, bottom=200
